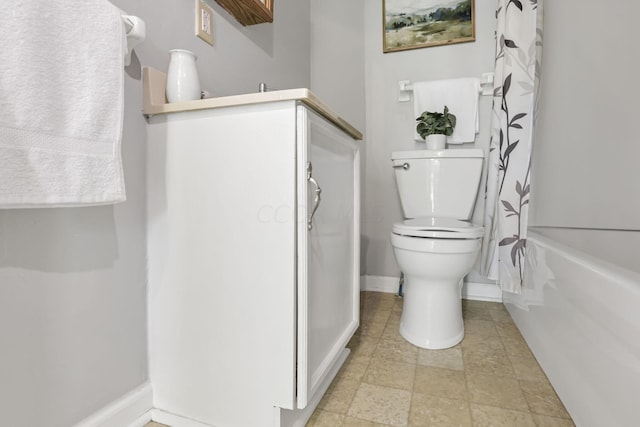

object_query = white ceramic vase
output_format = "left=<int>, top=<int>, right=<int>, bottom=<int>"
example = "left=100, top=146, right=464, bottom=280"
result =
left=425, top=134, right=447, bottom=150
left=166, top=49, right=201, bottom=103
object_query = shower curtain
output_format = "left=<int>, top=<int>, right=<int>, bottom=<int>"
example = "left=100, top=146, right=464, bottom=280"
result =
left=481, top=0, right=544, bottom=293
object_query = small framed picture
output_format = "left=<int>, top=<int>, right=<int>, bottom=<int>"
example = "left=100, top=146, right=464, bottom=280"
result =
left=383, top=0, right=475, bottom=53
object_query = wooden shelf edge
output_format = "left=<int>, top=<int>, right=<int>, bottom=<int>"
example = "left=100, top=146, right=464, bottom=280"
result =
left=143, top=67, right=168, bottom=116
left=215, top=0, right=273, bottom=26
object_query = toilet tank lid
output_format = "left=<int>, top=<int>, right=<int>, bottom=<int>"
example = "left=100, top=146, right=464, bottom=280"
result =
left=391, top=149, right=484, bottom=160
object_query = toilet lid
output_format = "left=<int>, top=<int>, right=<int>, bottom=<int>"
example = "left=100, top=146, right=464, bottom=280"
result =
left=392, top=217, right=484, bottom=239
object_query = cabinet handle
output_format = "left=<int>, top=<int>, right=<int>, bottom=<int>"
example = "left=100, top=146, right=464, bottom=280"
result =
left=307, top=161, right=322, bottom=230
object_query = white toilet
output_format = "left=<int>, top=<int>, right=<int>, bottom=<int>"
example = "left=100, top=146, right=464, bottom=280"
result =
left=390, top=149, right=484, bottom=350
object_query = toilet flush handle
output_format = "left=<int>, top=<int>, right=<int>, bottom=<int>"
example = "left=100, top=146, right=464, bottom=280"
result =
left=393, top=162, right=410, bottom=170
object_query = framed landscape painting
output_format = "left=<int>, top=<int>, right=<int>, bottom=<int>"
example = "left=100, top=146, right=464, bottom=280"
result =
left=383, top=0, right=475, bottom=53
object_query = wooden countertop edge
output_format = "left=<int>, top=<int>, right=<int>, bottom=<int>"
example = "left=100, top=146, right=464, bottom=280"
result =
left=143, top=67, right=363, bottom=141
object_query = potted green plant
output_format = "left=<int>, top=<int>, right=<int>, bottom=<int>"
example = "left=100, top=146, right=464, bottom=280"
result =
left=416, top=105, right=456, bottom=150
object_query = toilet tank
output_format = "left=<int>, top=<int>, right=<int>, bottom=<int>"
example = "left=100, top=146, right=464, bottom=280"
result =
left=392, top=149, right=484, bottom=220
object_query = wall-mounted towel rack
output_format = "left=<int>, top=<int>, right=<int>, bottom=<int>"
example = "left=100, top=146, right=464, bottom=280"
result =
left=398, top=72, right=494, bottom=102
left=122, top=15, right=145, bottom=66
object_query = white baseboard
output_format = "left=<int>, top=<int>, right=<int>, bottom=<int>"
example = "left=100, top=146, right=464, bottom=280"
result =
left=149, top=409, right=212, bottom=427
left=128, top=412, right=153, bottom=427
left=360, top=275, right=502, bottom=302
left=73, top=382, right=153, bottom=427
left=461, top=281, right=502, bottom=302
left=360, top=275, right=400, bottom=293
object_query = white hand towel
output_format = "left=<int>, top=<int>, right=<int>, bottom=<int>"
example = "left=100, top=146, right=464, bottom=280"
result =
left=0, top=0, right=127, bottom=208
left=413, top=78, right=480, bottom=144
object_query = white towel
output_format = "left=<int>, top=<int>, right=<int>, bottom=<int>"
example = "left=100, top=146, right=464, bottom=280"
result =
left=0, top=0, right=126, bottom=208
left=413, top=78, right=480, bottom=144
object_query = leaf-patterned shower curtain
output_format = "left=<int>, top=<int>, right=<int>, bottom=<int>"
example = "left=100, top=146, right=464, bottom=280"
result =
left=481, top=0, right=544, bottom=293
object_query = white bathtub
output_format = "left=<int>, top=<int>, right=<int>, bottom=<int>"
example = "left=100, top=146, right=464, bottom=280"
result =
left=504, top=230, right=640, bottom=427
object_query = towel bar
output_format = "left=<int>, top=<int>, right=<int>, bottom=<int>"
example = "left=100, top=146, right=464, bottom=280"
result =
left=398, top=73, right=494, bottom=102
left=122, top=15, right=146, bottom=66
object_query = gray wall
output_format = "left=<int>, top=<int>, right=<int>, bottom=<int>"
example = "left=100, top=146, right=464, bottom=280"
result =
left=310, top=0, right=365, bottom=133
left=529, top=1, right=640, bottom=270
left=309, top=0, right=366, bottom=273
left=362, top=0, right=496, bottom=278
left=0, top=1, right=310, bottom=426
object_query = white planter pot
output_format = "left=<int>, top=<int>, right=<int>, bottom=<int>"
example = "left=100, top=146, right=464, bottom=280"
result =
left=425, top=134, right=447, bottom=150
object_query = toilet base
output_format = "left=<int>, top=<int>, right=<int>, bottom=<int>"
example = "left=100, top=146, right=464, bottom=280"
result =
left=399, top=323, right=464, bottom=350
left=390, top=232, right=482, bottom=350
left=398, top=277, right=465, bottom=350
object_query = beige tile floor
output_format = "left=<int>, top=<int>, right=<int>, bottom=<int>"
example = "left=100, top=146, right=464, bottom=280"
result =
left=145, top=292, right=574, bottom=427
left=307, top=291, right=575, bottom=427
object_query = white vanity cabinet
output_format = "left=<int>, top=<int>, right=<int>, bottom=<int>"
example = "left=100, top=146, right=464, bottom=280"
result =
left=145, top=73, right=361, bottom=427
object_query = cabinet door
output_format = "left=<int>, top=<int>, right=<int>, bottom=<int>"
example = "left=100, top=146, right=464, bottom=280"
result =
left=296, top=106, right=360, bottom=408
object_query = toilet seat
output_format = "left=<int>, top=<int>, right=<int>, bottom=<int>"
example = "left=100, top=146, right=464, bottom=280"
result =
left=392, top=217, right=484, bottom=239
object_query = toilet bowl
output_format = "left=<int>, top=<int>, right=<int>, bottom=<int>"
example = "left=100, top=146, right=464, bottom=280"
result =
left=391, top=217, right=483, bottom=349
left=390, top=149, right=485, bottom=350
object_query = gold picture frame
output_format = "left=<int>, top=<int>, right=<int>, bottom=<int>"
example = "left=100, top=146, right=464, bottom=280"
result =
left=383, top=0, right=475, bottom=53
